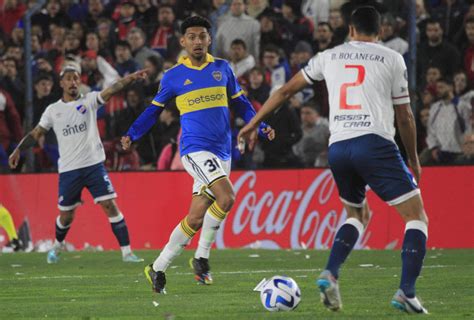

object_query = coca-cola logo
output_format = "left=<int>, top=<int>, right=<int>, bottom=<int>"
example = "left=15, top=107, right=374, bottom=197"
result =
left=216, top=170, right=370, bottom=249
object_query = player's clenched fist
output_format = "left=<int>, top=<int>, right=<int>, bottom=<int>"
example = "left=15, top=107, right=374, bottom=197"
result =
left=121, top=136, right=132, bottom=150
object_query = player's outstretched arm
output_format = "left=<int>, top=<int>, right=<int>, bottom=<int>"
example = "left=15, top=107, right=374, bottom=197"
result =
left=395, top=103, right=422, bottom=182
left=121, top=104, right=164, bottom=150
left=8, top=125, right=48, bottom=169
left=238, top=71, right=308, bottom=145
left=100, top=69, right=148, bottom=102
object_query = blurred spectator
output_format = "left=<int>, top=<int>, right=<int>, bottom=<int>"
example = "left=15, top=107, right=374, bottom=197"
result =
left=115, top=1, right=137, bottom=41
left=0, top=88, right=23, bottom=171
left=127, top=27, right=163, bottom=68
left=258, top=13, right=282, bottom=52
left=454, top=70, right=474, bottom=103
left=85, top=0, right=111, bottom=30
left=422, top=78, right=472, bottom=164
left=416, top=106, right=430, bottom=152
left=215, top=0, right=261, bottom=59
left=302, top=0, right=330, bottom=26
left=247, top=67, right=270, bottom=105
left=279, top=0, right=314, bottom=56
left=81, top=50, right=120, bottom=90
left=96, top=18, right=117, bottom=58
left=259, top=86, right=302, bottom=168
left=153, top=104, right=181, bottom=165
left=0, top=57, right=24, bottom=119
left=31, top=0, right=69, bottom=39
left=209, top=0, right=230, bottom=53
left=417, top=18, right=461, bottom=83
left=85, top=31, right=113, bottom=61
left=114, top=40, right=140, bottom=77
left=424, top=65, right=442, bottom=96
left=247, top=0, right=269, bottom=19
left=149, top=4, right=181, bottom=61
left=229, top=39, right=256, bottom=79
left=0, top=0, right=26, bottom=35
left=134, top=0, right=158, bottom=33
left=261, top=44, right=291, bottom=90
left=463, top=17, right=474, bottom=87
left=313, top=22, right=334, bottom=53
left=328, top=8, right=347, bottom=45
left=293, top=104, right=329, bottom=167
left=455, top=132, right=474, bottom=164
left=380, top=14, right=408, bottom=56
left=143, top=55, right=164, bottom=98
left=10, top=23, right=24, bottom=47
left=63, top=31, right=81, bottom=56
left=430, top=0, right=468, bottom=40
left=157, top=129, right=184, bottom=170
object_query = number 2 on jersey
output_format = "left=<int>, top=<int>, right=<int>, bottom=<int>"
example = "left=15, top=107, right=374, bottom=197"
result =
left=339, top=65, right=365, bottom=110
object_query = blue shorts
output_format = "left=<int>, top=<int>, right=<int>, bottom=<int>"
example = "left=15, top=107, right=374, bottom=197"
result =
left=328, top=134, right=419, bottom=207
left=58, top=163, right=117, bottom=211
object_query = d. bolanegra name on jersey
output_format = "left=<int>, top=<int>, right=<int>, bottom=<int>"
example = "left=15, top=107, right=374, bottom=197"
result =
left=334, top=114, right=372, bottom=128
left=215, top=170, right=371, bottom=249
left=331, top=52, right=385, bottom=63
left=187, top=93, right=226, bottom=106
left=62, top=121, right=87, bottom=136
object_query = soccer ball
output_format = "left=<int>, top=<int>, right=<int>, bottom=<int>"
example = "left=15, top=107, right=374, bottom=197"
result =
left=255, top=276, right=301, bottom=312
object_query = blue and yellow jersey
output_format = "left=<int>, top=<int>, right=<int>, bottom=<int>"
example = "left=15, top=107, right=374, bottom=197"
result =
left=151, top=54, right=246, bottom=160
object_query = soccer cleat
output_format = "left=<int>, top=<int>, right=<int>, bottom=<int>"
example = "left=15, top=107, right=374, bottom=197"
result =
left=316, top=270, right=342, bottom=311
left=7, top=238, right=23, bottom=252
left=391, top=289, right=428, bottom=314
left=190, top=257, right=213, bottom=285
left=122, top=253, right=144, bottom=263
left=46, top=249, right=60, bottom=264
left=144, top=264, right=167, bottom=294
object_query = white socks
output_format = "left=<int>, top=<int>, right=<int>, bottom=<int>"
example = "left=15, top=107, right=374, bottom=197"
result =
left=153, top=218, right=196, bottom=272
left=195, top=202, right=228, bottom=260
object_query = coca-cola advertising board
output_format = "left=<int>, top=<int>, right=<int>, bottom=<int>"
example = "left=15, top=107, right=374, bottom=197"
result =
left=0, top=167, right=472, bottom=250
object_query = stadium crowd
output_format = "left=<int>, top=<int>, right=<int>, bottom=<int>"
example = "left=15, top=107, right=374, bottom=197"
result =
left=0, top=0, right=473, bottom=173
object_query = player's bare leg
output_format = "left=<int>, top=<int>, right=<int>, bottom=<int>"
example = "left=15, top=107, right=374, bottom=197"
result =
left=391, top=194, right=428, bottom=314
left=99, top=199, right=142, bottom=262
left=47, top=209, right=75, bottom=264
left=318, top=201, right=370, bottom=311
left=192, top=177, right=235, bottom=285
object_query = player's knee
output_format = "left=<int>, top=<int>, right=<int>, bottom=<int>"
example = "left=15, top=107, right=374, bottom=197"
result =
left=186, top=215, right=203, bottom=231
left=217, top=192, right=235, bottom=212
left=100, top=200, right=119, bottom=216
left=59, top=211, right=75, bottom=225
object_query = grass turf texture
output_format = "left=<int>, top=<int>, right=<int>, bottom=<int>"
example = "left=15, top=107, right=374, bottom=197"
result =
left=0, top=249, right=473, bottom=319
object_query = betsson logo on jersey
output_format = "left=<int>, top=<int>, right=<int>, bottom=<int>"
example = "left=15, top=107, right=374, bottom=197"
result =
left=187, top=93, right=226, bottom=106
left=62, top=121, right=87, bottom=136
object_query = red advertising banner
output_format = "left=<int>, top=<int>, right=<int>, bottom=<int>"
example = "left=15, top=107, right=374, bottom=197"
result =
left=0, top=167, right=473, bottom=250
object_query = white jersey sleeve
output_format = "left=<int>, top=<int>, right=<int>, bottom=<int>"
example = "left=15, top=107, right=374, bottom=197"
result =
left=38, top=106, right=53, bottom=131
left=391, top=54, right=410, bottom=105
left=86, top=91, right=105, bottom=110
left=302, top=53, right=325, bottom=83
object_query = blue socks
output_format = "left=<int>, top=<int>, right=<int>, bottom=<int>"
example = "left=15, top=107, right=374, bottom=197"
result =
left=109, top=213, right=130, bottom=247
left=400, top=220, right=427, bottom=298
left=55, top=216, right=71, bottom=242
left=325, top=218, right=364, bottom=279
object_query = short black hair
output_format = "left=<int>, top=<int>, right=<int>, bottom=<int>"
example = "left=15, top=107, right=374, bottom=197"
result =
left=436, top=77, right=453, bottom=86
left=425, top=18, right=442, bottom=28
left=180, top=16, right=211, bottom=35
left=231, top=39, right=246, bottom=49
left=115, top=40, right=131, bottom=51
left=350, top=6, right=381, bottom=36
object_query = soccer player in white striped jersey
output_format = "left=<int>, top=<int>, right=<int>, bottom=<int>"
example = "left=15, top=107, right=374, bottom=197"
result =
left=9, top=66, right=147, bottom=264
left=239, top=6, right=429, bottom=315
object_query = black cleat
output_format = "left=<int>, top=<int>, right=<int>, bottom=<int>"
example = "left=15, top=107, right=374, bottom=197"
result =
left=190, top=257, right=213, bottom=285
left=144, top=264, right=167, bottom=294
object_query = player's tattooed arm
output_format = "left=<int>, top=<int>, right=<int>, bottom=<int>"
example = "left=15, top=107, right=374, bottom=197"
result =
left=100, top=69, right=148, bottom=102
left=8, top=125, right=48, bottom=169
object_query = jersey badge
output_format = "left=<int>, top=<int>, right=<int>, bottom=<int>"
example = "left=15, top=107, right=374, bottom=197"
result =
left=212, top=71, right=222, bottom=81
left=76, top=105, right=87, bottom=114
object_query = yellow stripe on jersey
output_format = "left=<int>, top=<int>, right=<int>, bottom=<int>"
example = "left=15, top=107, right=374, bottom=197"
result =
left=176, top=86, right=228, bottom=115
left=231, top=90, right=244, bottom=99
left=151, top=100, right=164, bottom=107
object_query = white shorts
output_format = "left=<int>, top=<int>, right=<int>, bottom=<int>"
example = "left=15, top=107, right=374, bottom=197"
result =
left=181, top=151, right=231, bottom=199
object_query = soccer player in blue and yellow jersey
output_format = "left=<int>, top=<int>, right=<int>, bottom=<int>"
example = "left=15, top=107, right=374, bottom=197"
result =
left=121, top=16, right=274, bottom=294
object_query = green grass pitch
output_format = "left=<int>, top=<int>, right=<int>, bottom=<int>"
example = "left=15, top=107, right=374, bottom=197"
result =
left=1, top=249, right=473, bottom=319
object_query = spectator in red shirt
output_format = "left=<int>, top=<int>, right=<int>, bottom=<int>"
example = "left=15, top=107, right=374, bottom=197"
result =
left=0, top=0, right=26, bottom=35
left=279, top=0, right=314, bottom=56
left=115, top=1, right=137, bottom=41
left=463, top=17, right=474, bottom=87
left=149, top=5, right=181, bottom=60
left=0, top=88, right=23, bottom=170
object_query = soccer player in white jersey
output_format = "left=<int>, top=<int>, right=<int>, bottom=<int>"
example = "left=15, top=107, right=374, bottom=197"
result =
left=239, top=6, right=429, bottom=314
left=9, top=65, right=146, bottom=264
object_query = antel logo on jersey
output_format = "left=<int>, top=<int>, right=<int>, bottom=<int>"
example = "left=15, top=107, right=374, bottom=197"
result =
left=76, top=104, right=87, bottom=114
left=62, top=121, right=87, bottom=136
left=187, top=93, right=226, bottom=106
left=216, top=170, right=371, bottom=250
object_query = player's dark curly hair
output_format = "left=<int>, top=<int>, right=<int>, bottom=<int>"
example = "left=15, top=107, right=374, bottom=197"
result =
left=180, top=16, right=212, bottom=35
